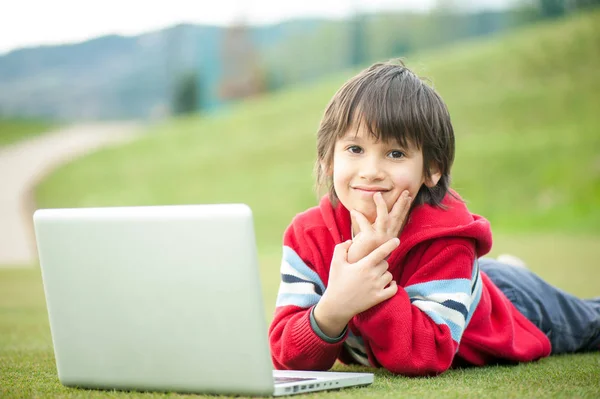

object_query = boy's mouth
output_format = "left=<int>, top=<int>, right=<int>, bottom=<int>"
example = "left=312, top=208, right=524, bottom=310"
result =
left=351, top=186, right=391, bottom=194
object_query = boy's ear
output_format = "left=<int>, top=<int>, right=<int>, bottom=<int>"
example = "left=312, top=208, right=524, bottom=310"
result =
left=425, top=164, right=442, bottom=188
left=320, top=161, right=333, bottom=176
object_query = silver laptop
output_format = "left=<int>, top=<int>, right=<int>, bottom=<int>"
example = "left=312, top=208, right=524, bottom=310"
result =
left=33, top=204, right=373, bottom=396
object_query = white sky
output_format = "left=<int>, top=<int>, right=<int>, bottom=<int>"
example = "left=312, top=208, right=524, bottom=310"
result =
left=0, top=0, right=513, bottom=55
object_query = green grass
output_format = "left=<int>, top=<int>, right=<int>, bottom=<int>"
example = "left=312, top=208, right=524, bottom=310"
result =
left=0, top=119, right=57, bottom=147
left=1, top=235, right=599, bottom=398
left=3, top=9, right=600, bottom=399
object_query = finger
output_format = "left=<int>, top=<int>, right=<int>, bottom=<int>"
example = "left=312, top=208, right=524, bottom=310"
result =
left=359, top=237, right=400, bottom=267
left=389, top=190, right=412, bottom=227
left=381, top=271, right=394, bottom=287
left=351, top=209, right=372, bottom=234
left=372, top=259, right=389, bottom=275
left=332, top=240, right=352, bottom=263
left=380, top=280, right=398, bottom=300
left=373, top=192, right=389, bottom=231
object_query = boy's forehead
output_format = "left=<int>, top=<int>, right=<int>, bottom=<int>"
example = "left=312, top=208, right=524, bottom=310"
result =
left=339, top=126, right=417, bottom=149
left=340, top=122, right=379, bottom=140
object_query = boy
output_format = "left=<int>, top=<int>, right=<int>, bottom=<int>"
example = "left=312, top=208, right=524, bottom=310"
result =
left=268, top=60, right=600, bottom=376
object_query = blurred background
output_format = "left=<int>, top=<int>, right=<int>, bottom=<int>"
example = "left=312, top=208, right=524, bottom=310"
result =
left=3, top=0, right=597, bottom=120
left=0, top=0, right=599, bottom=301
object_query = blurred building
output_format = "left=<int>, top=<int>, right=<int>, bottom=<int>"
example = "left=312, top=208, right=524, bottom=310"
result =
left=218, top=23, right=265, bottom=101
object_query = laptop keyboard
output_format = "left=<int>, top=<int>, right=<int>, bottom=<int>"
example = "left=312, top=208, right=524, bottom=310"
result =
left=274, top=376, right=317, bottom=385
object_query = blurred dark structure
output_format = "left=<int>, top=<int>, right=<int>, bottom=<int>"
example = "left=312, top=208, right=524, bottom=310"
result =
left=166, top=25, right=201, bottom=116
left=172, top=71, right=200, bottom=115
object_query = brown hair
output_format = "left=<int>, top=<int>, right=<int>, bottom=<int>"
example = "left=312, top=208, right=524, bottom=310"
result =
left=315, top=59, right=455, bottom=208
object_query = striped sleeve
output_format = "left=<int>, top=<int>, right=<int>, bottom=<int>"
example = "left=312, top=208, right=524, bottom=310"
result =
left=405, top=258, right=482, bottom=345
left=275, top=246, right=325, bottom=308
left=268, top=226, right=344, bottom=371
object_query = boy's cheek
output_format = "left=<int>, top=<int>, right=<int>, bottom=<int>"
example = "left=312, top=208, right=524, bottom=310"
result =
left=385, top=190, right=402, bottom=211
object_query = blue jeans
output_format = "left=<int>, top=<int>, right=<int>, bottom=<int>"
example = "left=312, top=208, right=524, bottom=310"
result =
left=480, top=258, right=600, bottom=354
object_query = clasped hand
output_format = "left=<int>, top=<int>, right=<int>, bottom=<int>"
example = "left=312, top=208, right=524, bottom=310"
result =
left=313, top=191, right=412, bottom=337
left=347, top=190, right=412, bottom=263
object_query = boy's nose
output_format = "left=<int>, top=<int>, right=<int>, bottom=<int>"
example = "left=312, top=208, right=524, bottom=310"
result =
left=358, top=157, right=385, bottom=180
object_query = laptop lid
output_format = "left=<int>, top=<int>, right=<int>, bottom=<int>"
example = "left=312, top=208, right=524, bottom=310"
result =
left=34, top=204, right=276, bottom=396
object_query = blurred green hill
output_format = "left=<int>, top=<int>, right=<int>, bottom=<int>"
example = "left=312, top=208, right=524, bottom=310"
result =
left=0, top=9, right=533, bottom=120
left=35, top=10, right=600, bottom=255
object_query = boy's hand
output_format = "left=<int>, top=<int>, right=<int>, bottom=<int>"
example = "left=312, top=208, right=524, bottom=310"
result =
left=347, top=190, right=412, bottom=264
left=313, top=238, right=400, bottom=338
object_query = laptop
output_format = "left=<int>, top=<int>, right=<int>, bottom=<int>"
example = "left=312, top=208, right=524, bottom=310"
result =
left=33, top=204, right=373, bottom=396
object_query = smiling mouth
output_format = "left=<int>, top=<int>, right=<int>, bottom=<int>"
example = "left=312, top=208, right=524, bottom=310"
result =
left=352, top=187, right=390, bottom=193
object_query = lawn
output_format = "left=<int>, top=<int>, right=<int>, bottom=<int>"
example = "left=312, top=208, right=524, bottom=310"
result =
left=1, top=234, right=599, bottom=398
left=2, top=9, right=600, bottom=399
left=0, top=119, right=57, bottom=147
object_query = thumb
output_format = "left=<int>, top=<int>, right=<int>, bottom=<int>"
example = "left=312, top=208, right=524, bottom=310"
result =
left=332, top=240, right=352, bottom=266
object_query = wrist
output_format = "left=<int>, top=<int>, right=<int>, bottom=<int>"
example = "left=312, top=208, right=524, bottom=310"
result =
left=309, top=306, right=347, bottom=343
left=313, top=296, right=352, bottom=338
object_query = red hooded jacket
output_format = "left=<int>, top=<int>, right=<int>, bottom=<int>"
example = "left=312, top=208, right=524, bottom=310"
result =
left=268, top=192, right=551, bottom=376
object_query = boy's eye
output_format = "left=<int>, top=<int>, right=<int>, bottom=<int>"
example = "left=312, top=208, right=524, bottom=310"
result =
left=347, top=145, right=363, bottom=154
left=388, top=150, right=405, bottom=159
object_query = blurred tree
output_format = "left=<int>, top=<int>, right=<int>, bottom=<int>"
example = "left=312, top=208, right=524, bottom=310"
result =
left=172, top=71, right=199, bottom=115
left=427, top=0, right=468, bottom=47
left=263, top=66, right=284, bottom=93
left=533, top=0, right=600, bottom=18
left=165, top=24, right=201, bottom=116
left=363, top=13, right=416, bottom=61
left=264, top=21, right=349, bottom=88
left=250, top=4, right=554, bottom=96
left=539, top=0, right=568, bottom=17
left=349, top=12, right=367, bottom=67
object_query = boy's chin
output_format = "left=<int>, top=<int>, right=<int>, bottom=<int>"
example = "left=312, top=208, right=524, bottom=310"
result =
left=351, top=206, right=377, bottom=224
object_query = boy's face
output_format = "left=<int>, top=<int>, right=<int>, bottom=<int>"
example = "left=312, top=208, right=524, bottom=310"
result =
left=329, top=125, right=440, bottom=224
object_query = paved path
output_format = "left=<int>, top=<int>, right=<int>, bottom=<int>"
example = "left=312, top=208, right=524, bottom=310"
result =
left=0, top=122, right=142, bottom=266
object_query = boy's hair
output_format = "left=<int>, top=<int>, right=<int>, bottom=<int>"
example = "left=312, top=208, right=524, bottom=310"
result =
left=315, top=59, right=455, bottom=208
